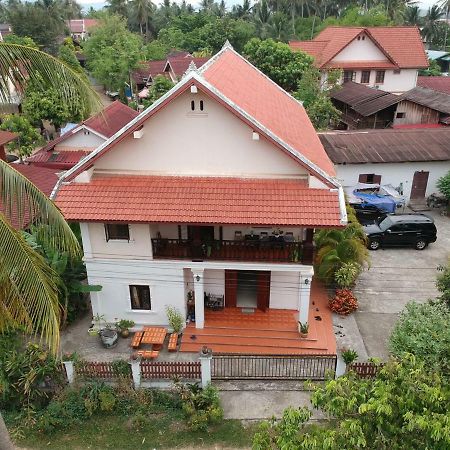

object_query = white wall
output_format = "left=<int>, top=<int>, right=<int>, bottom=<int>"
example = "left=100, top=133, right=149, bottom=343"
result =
left=269, top=271, right=299, bottom=310
left=88, top=223, right=153, bottom=259
left=332, top=35, right=387, bottom=62
left=335, top=161, right=450, bottom=201
left=93, top=90, right=307, bottom=179
left=56, top=128, right=105, bottom=150
left=204, top=269, right=225, bottom=298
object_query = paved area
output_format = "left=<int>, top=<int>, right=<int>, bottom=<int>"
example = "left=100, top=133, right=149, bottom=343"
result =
left=336, top=210, right=449, bottom=360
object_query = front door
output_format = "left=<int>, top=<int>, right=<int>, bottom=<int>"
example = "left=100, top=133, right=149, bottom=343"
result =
left=410, top=171, right=429, bottom=200
left=225, top=269, right=237, bottom=308
left=256, top=271, right=271, bottom=312
left=188, top=226, right=215, bottom=259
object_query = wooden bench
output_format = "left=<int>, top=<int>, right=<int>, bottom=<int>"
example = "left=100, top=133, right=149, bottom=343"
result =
left=135, top=350, right=159, bottom=359
left=168, top=333, right=178, bottom=352
left=131, top=331, right=143, bottom=349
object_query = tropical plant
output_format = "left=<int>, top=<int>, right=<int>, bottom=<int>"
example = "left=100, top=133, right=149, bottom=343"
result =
left=165, top=305, right=184, bottom=333
left=116, top=319, right=135, bottom=331
left=142, top=75, right=174, bottom=107
left=334, top=261, right=360, bottom=288
left=315, top=221, right=369, bottom=285
left=422, top=4, right=444, bottom=46
left=253, top=355, right=450, bottom=449
left=437, top=260, right=450, bottom=306
left=437, top=170, right=450, bottom=200
left=341, top=348, right=358, bottom=365
left=389, top=299, right=450, bottom=377
left=329, top=289, right=359, bottom=315
left=298, top=321, right=309, bottom=334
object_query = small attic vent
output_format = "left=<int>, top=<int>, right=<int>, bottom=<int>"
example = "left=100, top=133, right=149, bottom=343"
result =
left=133, top=127, right=144, bottom=139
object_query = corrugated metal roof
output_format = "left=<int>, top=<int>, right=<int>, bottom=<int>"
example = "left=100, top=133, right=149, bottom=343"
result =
left=319, top=128, right=450, bottom=164
left=401, top=86, right=450, bottom=114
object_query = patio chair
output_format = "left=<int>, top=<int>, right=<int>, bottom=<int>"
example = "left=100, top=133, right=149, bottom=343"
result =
left=168, top=333, right=178, bottom=352
left=131, top=331, right=143, bottom=349
left=136, top=350, right=159, bottom=359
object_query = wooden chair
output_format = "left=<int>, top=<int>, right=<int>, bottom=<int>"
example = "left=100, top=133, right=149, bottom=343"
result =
left=131, top=331, right=143, bottom=349
left=168, top=333, right=178, bottom=352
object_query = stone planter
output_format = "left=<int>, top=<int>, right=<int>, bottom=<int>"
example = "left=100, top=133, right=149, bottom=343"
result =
left=100, top=329, right=118, bottom=348
left=120, top=329, right=130, bottom=338
left=88, top=327, right=99, bottom=337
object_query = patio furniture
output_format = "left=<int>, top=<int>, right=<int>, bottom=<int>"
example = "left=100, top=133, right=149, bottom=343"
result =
left=131, top=331, right=143, bottom=349
left=135, top=350, right=159, bottom=359
left=141, top=326, right=167, bottom=351
left=168, top=333, right=178, bottom=352
left=205, top=293, right=224, bottom=310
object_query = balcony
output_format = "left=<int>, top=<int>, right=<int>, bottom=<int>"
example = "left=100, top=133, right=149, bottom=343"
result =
left=151, top=238, right=313, bottom=264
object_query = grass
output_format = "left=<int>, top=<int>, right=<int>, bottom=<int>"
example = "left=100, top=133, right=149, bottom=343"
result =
left=12, top=412, right=255, bottom=449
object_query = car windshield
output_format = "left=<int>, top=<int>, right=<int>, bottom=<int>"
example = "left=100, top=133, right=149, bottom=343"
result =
left=377, top=216, right=394, bottom=231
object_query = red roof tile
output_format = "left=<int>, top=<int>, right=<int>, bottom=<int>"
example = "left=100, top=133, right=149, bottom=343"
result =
left=417, top=76, right=450, bottom=95
left=168, top=57, right=209, bottom=77
left=0, top=130, right=18, bottom=146
left=55, top=176, right=341, bottom=227
left=203, top=49, right=336, bottom=176
left=290, top=26, right=428, bottom=69
left=132, top=60, right=167, bottom=84
left=27, top=149, right=91, bottom=170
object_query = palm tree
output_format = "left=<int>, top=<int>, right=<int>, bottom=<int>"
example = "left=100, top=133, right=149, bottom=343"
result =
left=423, top=5, right=444, bottom=46
left=131, top=0, right=154, bottom=36
left=404, top=5, right=422, bottom=26
left=439, top=0, right=450, bottom=49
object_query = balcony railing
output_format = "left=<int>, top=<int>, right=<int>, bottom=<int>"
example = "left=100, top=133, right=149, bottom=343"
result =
left=151, top=238, right=311, bottom=263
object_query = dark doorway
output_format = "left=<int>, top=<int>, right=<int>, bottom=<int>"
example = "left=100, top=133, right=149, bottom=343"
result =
left=225, top=270, right=270, bottom=311
left=237, top=271, right=258, bottom=308
left=410, top=171, right=429, bottom=200
left=188, top=226, right=215, bottom=259
left=225, top=269, right=237, bottom=308
left=257, top=271, right=271, bottom=312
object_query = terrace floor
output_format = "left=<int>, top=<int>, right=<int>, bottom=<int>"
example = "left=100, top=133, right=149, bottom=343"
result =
left=180, top=281, right=336, bottom=355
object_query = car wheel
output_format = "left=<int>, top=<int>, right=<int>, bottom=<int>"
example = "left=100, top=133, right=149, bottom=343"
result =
left=415, top=239, right=428, bottom=250
left=368, top=239, right=380, bottom=250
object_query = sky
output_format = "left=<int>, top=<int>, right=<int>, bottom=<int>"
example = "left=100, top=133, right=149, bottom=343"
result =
left=76, top=0, right=440, bottom=12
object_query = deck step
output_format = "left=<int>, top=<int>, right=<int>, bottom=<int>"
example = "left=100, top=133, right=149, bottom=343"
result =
left=183, top=327, right=306, bottom=340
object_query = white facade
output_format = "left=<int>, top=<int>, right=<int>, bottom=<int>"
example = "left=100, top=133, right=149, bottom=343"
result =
left=334, top=161, right=450, bottom=202
left=56, top=127, right=105, bottom=151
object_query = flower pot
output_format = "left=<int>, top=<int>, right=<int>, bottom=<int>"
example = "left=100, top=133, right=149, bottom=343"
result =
left=88, top=328, right=99, bottom=337
left=100, top=329, right=118, bottom=348
left=300, top=332, right=308, bottom=338
left=120, top=329, right=130, bottom=338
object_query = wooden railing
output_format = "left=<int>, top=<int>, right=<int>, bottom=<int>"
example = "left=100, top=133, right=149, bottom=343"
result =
left=151, top=238, right=306, bottom=263
left=141, top=361, right=201, bottom=380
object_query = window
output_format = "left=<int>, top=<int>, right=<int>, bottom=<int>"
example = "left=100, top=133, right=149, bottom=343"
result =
left=129, top=285, right=151, bottom=310
left=190, top=100, right=195, bottom=111
left=343, top=70, right=355, bottom=83
left=359, top=174, right=381, bottom=184
left=396, top=112, right=405, bottom=119
left=361, top=70, right=370, bottom=84
left=393, top=69, right=401, bottom=74
left=375, top=70, right=385, bottom=84
left=199, top=100, right=204, bottom=111
left=105, top=223, right=130, bottom=241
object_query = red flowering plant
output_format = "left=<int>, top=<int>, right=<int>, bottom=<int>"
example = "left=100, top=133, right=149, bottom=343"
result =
left=329, top=289, right=358, bottom=315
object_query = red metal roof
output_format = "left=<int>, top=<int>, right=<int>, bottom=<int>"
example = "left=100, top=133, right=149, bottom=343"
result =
left=27, top=149, right=91, bottom=170
left=168, top=57, right=209, bottom=77
left=132, top=60, right=167, bottom=84
left=0, top=130, right=18, bottom=146
left=290, top=26, right=428, bottom=69
left=55, top=175, right=342, bottom=227
left=417, top=76, right=450, bottom=95
left=202, top=49, right=336, bottom=176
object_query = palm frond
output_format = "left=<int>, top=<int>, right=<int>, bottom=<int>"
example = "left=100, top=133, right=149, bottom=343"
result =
left=0, top=214, right=60, bottom=352
left=0, top=159, right=80, bottom=258
left=0, top=43, right=100, bottom=113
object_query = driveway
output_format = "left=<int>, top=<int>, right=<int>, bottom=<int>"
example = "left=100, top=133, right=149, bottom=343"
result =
left=351, top=210, right=450, bottom=359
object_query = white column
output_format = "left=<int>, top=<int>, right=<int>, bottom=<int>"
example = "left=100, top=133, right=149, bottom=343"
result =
left=298, top=274, right=312, bottom=325
left=79, top=222, right=92, bottom=258
left=335, top=356, right=347, bottom=379
left=192, top=268, right=205, bottom=329
left=63, top=360, right=75, bottom=384
left=129, top=359, right=141, bottom=388
left=199, top=351, right=212, bottom=388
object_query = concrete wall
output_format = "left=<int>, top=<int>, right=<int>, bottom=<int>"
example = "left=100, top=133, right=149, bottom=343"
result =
left=332, top=35, right=386, bottom=62
left=269, top=271, right=299, bottom=310
left=56, top=128, right=105, bottom=150
left=93, top=89, right=307, bottom=179
left=335, top=161, right=450, bottom=201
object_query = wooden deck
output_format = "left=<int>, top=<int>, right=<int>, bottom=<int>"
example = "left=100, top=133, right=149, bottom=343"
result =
left=180, top=282, right=336, bottom=355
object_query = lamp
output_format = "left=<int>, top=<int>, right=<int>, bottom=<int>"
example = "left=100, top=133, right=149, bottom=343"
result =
left=195, top=275, right=200, bottom=282
left=304, top=278, right=310, bottom=285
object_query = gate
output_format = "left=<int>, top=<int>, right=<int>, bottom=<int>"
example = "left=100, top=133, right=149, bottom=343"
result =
left=211, top=354, right=337, bottom=381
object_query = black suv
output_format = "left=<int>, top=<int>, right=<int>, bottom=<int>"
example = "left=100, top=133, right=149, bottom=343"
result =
left=364, top=214, right=437, bottom=250
left=352, top=204, right=387, bottom=225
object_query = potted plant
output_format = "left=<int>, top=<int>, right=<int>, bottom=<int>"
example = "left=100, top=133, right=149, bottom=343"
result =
left=341, top=348, right=358, bottom=366
left=116, top=319, right=135, bottom=338
left=88, top=313, right=105, bottom=336
left=99, top=323, right=118, bottom=348
left=298, top=321, right=309, bottom=338
left=166, top=305, right=184, bottom=334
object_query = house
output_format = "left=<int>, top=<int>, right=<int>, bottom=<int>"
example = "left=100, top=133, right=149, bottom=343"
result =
left=27, top=101, right=139, bottom=170
left=331, top=81, right=401, bottom=129
left=66, top=19, right=99, bottom=42
left=417, top=76, right=450, bottom=95
left=290, top=27, right=428, bottom=93
left=319, top=128, right=450, bottom=205
left=0, top=23, right=12, bottom=41
left=394, top=86, right=450, bottom=127
left=52, top=42, right=346, bottom=355
left=132, top=55, right=209, bottom=92
left=425, top=50, right=450, bottom=73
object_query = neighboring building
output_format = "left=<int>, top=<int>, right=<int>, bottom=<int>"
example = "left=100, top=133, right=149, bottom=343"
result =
left=27, top=101, right=139, bottom=170
left=290, top=27, right=428, bottom=93
left=426, top=50, right=450, bottom=73
left=66, top=19, right=99, bottom=42
left=52, top=43, right=346, bottom=355
left=394, top=86, right=450, bottom=126
left=0, top=23, right=12, bottom=41
left=331, top=81, right=401, bottom=129
left=417, top=76, right=450, bottom=95
left=132, top=55, right=209, bottom=92
left=320, top=128, right=450, bottom=204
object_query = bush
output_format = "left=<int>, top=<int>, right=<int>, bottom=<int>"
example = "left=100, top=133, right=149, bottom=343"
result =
left=334, top=262, right=360, bottom=288
left=328, top=289, right=358, bottom=315
left=437, top=170, right=450, bottom=200
left=389, top=300, right=450, bottom=377
left=166, top=305, right=184, bottom=333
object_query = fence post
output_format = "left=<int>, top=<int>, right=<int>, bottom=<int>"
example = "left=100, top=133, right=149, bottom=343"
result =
left=129, top=359, right=141, bottom=388
left=63, top=360, right=75, bottom=384
left=199, top=348, right=212, bottom=388
left=335, top=355, right=347, bottom=379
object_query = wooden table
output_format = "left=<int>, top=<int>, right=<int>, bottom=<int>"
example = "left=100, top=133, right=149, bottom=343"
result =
left=141, top=326, right=167, bottom=350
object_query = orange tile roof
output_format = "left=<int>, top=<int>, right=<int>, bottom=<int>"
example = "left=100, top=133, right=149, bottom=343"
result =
left=55, top=176, right=342, bottom=227
left=290, top=26, right=428, bottom=69
left=202, top=49, right=336, bottom=176
left=417, top=76, right=450, bottom=95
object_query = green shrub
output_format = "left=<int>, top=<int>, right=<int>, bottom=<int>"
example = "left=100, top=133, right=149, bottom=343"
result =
left=166, top=305, right=184, bottom=333
left=334, top=262, right=360, bottom=288
left=437, top=170, right=450, bottom=200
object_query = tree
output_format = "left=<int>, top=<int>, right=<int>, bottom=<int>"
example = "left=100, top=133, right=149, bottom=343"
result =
left=84, top=15, right=145, bottom=91
left=58, top=38, right=85, bottom=75
left=106, top=0, right=129, bottom=18
left=437, top=170, right=450, bottom=199
left=142, top=75, right=174, bottom=107
left=0, top=115, right=42, bottom=160
left=3, top=33, right=38, bottom=49
left=253, top=356, right=450, bottom=449
left=389, top=300, right=450, bottom=377
left=243, top=38, right=313, bottom=92
left=294, top=66, right=341, bottom=129
left=422, top=5, right=444, bottom=46
left=437, top=260, right=450, bottom=306
left=419, top=58, right=442, bottom=76
left=130, top=0, right=155, bottom=37
left=439, top=0, right=450, bottom=49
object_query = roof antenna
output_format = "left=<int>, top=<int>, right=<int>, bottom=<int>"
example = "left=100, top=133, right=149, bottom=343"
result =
left=183, top=61, right=198, bottom=78
left=222, top=39, right=233, bottom=50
